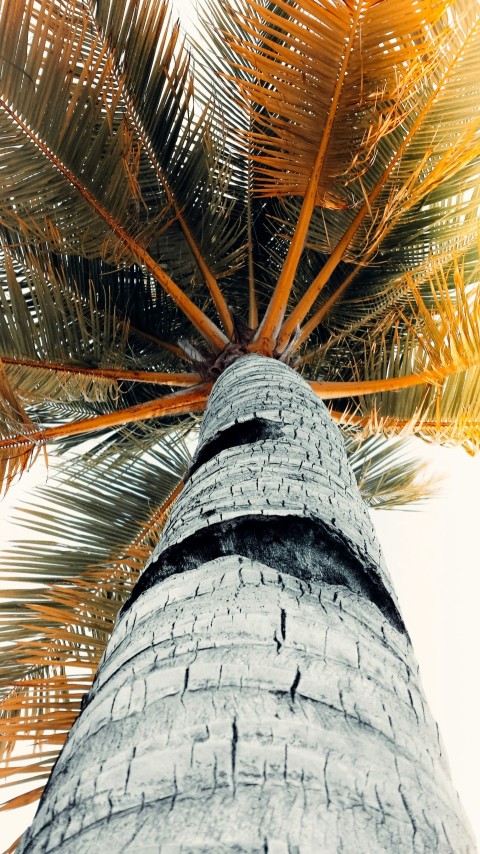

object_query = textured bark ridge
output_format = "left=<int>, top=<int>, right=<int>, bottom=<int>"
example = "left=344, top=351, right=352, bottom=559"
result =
left=19, top=356, right=475, bottom=852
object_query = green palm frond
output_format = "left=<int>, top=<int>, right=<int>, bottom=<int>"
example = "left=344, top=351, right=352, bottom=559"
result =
left=190, top=0, right=295, bottom=326
left=0, top=238, right=205, bottom=473
left=49, top=253, right=193, bottom=364
left=92, top=0, right=245, bottom=286
left=0, top=0, right=189, bottom=258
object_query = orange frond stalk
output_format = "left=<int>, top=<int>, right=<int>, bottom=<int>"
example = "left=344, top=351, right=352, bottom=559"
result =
left=1, top=357, right=201, bottom=387
left=252, top=1, right=363, bottom=353
left=248, top=254, right=258, bottom=330
left=176, top=207, right=234, bottom=338
left=277, top=201, right=394, bottom=352
left=2, top=834, right=26, bottom=854
left=309, top=372, right=438, bottom=400
left=1, top=99, right=228, bottom=353
left=0, top=384, right=211, bottom=451
left=328, top=407, right=480, bottom=450
left=294, top=269, right=358, bottom=350
left=247, top=172, right=258, bottom=329
left=126, top=481, right=184, bottom=549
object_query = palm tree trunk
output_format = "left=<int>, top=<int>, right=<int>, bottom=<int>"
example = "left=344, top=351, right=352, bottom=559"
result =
left=18, top=355, right=474, bottom=852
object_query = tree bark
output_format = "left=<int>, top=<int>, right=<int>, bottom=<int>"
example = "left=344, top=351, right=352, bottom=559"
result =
left=18, top=355, right=474, bottom=852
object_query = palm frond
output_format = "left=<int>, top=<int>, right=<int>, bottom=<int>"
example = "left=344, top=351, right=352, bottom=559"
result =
left=304, top=243, right=480, bottom=452
left=92, top=0, right=244, bottom=298
left=0, top=242, right=131, bottom=405
left=0, top=0, right=229, bottom=348
left=0, top=439, right=189, bottom=806
left=191, top=0, right=294, bottom=328
left=222, top=0, right=441, bottom=202
left=0, top=385, right=209, bottom=484
left=0, top=241, right=209, bottom=491
left=48, top=253, right=194, bottom=365
left=304, top=226, right=480, bottom=371
left=335, top=396, right=480, bottom=455
left=275, top=0, right=480, bottom=347
left=344, top=433, right=438, bottom=509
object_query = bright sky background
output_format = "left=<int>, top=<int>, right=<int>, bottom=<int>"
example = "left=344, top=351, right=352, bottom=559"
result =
left=374, top=444, right=480, bottom=845
left=1, top=0, right=479, bottom=849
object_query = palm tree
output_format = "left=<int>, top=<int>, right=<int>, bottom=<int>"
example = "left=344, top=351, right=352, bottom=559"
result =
left=0, top=0, right=479, bottom=849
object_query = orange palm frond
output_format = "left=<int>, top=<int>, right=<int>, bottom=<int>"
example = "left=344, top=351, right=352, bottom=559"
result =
left=0, top=478, right=183, bottom=813
left=0, top=385, right=209, bottom=491
left=276, top=0, right=480, bottom=349
left=219, top=0, right=448, bottom=348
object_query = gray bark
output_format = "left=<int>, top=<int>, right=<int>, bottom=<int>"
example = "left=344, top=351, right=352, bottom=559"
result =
left=18, top=355, right=475, bottom=852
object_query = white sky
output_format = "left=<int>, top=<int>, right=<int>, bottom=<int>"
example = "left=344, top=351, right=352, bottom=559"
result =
left=1, top=0, right=479, bottom=848
left=374, top=444, right=480, bottom=845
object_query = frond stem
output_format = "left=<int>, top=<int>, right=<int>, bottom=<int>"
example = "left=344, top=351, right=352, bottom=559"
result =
left=0, top=385, right=211, bottom=450
left=309, top=371, right=438, bottom=400
left=125, top=326, right=188, bottom=361
left=246, top=104, right=258, bottom=329
left=1, top=357, right=201, bottom=387
left=83, top=1, right=234, bottom=338
left=120, top=480, right=183, bottom=553
left=329, top=409, right=480, bottom=431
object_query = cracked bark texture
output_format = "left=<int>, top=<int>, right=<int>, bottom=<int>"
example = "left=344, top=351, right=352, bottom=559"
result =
left=18, top=355, right=475, bottom=853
